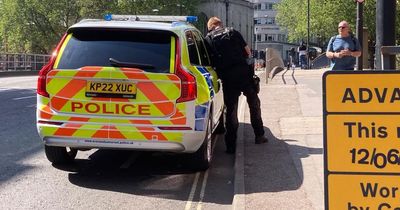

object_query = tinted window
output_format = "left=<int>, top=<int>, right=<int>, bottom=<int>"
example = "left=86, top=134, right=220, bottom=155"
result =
left=193, top=31, right=211, bottom=66
left=57, top=29, right=174, bottom=73
left=185, top=31, right=200, bottom=65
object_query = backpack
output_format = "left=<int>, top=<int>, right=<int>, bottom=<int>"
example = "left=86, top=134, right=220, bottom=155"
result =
left=206, top=27, right=247, bottom=72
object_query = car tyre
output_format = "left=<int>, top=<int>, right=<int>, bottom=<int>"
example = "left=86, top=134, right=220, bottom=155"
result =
left=45, top=145, right=77, bottom=164
left=191, top=114, right=213, bottom=171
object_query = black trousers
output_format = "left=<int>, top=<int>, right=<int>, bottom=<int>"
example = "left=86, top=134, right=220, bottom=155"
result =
left=222, top=82, right=265, bottom=148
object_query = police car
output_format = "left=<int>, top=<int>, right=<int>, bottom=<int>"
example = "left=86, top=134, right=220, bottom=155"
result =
left=36, top=15, right=225, bottom=170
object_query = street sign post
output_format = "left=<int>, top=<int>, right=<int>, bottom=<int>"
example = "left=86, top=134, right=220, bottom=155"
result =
left=323, top=71, right=400, bottom=209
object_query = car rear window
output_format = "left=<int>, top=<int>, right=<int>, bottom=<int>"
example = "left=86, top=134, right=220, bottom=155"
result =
left=56, top=29, right=174, bottom=73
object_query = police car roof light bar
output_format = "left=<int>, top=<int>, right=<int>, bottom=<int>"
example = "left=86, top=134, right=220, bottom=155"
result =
left=104, top=14, right=198, bottom=23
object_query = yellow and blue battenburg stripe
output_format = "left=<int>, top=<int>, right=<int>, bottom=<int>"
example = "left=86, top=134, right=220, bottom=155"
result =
left=195, top=102, right=209, bottom=131
left=196, top=66, right=214, bottom=98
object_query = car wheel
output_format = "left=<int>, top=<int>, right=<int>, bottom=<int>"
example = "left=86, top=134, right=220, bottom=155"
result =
left=44, top=145, right=77, bottom=164
left=214, top=106, right=226, bottom=134
left=191, top=114, right=213, bottom=171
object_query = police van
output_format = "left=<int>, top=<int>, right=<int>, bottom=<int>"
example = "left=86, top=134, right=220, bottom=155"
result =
left=36, top=15, right=225, bottom=170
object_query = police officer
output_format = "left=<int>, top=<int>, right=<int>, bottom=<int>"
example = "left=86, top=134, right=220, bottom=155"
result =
left=206, top=17, right=268, bottom=154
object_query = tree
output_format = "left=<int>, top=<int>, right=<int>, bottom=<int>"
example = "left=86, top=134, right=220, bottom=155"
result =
left=0, top=0, right=81, bottom=53
left=0, top=0, right=200, bottom=53
left=276, top=0, right=359, bottom=45
left=275, top=0, right=400, bottom=47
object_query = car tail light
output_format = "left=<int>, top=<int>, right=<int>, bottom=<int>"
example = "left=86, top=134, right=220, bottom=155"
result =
left=175, top=38, right=197, bottom=103
left=37, top=33, right=68, bottom=97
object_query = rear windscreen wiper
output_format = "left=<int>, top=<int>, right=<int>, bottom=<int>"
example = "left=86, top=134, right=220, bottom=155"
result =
left=109, top=58, right=155, bottom=69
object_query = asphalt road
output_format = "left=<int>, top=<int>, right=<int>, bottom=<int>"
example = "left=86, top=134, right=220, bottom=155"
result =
left=0, top=76, right=235, bottom=210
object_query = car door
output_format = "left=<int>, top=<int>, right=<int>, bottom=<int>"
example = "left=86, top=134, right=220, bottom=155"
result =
left=192, top=31, right=224, bottom=128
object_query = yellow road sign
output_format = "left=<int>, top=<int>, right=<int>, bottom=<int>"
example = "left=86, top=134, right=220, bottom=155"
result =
left=327, top=115, right=400, bottom=173
left=324, top=73, right=400, bottom=113
left=323, top=71, right=400, bottom=209
left=328, top=174, right=400, bottom=210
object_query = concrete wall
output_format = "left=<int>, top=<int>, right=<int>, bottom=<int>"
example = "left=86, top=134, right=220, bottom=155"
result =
left=198, top=0, right=254, bottom=45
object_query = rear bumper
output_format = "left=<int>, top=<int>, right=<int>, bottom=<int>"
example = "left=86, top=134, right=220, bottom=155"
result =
left=38, top=125, right=206, bottom=153
left=44, top=137, right=186, bottom=152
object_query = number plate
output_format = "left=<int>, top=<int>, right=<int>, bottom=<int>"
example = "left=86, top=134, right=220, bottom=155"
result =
left=86, top=81, right=136, bottom=98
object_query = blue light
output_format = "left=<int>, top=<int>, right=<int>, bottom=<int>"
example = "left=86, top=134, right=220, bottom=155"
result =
left=186, top=16, right=198, bottom=23
left=104, top=14, right=112, bottom=21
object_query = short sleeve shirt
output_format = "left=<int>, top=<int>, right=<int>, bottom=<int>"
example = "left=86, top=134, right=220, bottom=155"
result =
left=298, top=45, right=307, bottom=56
left=326, top=35, right=361, bottom=70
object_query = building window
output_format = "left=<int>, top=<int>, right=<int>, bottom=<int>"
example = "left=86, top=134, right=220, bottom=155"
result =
left=266, top=17, right=275, bottom=25
left=266, top=3, right=274, bottom=10
left=257, top=34, right=261, bottom=42
left=254, top=18, right=261, bottom=25
left=278, top=34, right=286, bottom=42
left=254, top=3, right=261, bottom=10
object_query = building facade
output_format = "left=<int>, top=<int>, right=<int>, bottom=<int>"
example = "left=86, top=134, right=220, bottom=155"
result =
left=252, top=0, right=287, bottom=50
left=198, top=0, right=254, bottom=45
left=198, top=0, right=294, bottom=62
left=251, top=0, right=294, bottom=61
left=252, top=0, right=287, bottom=47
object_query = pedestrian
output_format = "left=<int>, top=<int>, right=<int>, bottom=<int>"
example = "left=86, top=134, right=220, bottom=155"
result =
left=326, top=21, right=362, bottom=70
left=297, top=42, right=307, bottom=69
left=205, top=16, right=268, bottom=154
left=289, top=47, right=296, bottom=70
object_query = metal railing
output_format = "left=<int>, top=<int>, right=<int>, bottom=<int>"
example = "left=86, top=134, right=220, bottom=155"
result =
left=0, top=53, right=51, bottom=72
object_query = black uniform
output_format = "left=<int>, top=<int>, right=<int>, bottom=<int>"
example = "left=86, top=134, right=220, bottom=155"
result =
left=206, top=28, right=265, bottom=152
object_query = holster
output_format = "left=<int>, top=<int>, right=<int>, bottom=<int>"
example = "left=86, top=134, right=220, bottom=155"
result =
left=252, top=74, right=260, bottom=94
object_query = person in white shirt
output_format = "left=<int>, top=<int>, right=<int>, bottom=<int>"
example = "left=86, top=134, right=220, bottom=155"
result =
left=298, top=41, right=307, bottom=69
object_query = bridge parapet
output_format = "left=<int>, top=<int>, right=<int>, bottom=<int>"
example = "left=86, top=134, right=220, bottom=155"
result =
left=0, top=53, right=50, bottom=72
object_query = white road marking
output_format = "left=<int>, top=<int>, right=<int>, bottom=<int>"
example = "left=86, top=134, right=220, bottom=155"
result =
left=185, top=124, right=219, bottom=210
left=185, top=113, right=225, bottom=210
left=26, top=104, right=36, bottom=108
left=196, top=170, right=209, bottom=210
left=185, top=172, right=200, bottom=210
left=12, top=95, right=36, bottom=100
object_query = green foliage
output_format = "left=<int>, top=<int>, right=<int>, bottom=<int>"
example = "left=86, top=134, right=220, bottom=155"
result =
left=275, top=0, right=400, bottom=47
left=0, top=0, right=200, bottom=53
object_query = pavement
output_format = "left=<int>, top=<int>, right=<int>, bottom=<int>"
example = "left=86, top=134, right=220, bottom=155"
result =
left=234, top=68, right=328, bottom=210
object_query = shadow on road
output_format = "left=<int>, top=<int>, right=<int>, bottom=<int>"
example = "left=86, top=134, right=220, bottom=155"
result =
left=59, top=134, right=234, bottom=205
left=62, top=150, right=198, bottom=201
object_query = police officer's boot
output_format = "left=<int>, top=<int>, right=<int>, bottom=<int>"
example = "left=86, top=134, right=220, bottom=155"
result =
left=255, top=135, right=268, bottom=144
